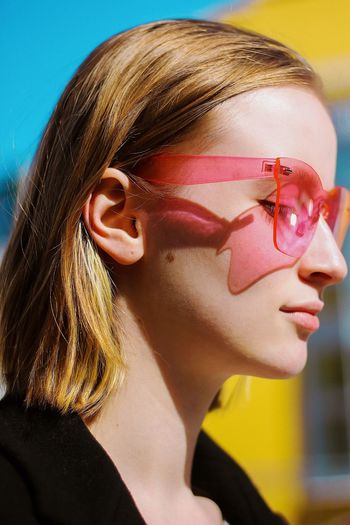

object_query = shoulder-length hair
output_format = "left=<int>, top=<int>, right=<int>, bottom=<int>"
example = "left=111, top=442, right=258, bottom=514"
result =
left=0, top=19, right=323, bottom=420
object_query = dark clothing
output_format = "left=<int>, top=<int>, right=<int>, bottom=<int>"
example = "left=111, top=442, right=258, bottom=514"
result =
left=0, top=393, right=287, bottom=524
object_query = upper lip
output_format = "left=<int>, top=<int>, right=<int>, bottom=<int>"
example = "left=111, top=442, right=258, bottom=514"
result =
left=280, top=301, right=324, bottom=315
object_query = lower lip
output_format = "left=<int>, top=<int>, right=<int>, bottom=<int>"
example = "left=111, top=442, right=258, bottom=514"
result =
left=280, top=310, right=320, bottom=332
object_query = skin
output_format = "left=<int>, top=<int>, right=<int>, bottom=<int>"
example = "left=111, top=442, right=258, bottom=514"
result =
left=82, top=85, right=348, bottom=525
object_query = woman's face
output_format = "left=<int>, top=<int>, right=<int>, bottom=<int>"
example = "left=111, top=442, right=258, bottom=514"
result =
left=128, top=85, right=348, bottom=383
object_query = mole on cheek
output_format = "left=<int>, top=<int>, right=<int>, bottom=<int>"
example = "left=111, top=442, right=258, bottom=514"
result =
left=165, top=252, right=175, bottom=263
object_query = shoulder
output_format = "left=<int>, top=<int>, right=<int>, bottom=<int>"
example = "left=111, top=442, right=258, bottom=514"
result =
left=193, top=430, right=289, bottom=525
left=0, top=450, right=39, bottom=523
left=0, top=394, right=126, bottom=524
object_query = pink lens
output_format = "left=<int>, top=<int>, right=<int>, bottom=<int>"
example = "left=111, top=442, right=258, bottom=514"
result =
left=325, top=186, right=350, bottom=249
left=274, top=158, right=350, bottom=257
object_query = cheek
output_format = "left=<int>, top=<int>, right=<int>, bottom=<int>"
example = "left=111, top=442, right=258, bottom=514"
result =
left=140, top=196, right=297, bottom=297
left=217, top=205, right=296, bottom=294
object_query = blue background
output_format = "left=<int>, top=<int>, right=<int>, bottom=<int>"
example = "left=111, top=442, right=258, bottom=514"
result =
left=1, top=0, right=239, bottom=180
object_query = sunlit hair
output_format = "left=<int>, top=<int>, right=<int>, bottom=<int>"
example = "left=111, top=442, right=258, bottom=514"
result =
left=0, top=18, right=323, bottom=421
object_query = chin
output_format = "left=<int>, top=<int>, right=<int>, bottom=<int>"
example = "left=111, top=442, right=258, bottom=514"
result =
left=251, top=341, right=309, bottom=380
left=272, top=355, right=308, bottom=379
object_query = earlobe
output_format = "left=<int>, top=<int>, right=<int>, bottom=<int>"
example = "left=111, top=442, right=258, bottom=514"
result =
left=81, top=168, right=145, bottom=265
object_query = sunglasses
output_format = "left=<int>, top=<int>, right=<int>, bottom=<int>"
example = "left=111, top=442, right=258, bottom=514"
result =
left=133, top=154, right=350, bottom=259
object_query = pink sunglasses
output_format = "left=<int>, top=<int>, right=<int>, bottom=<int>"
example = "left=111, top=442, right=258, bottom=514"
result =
left=133, top=154, right=350, bottom=258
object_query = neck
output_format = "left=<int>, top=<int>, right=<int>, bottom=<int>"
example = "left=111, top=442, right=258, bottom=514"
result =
left=82, top=304, right=222, bottom=501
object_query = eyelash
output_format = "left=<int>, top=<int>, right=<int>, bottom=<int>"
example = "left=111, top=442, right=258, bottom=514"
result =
left=259, top=200, right=289, bottom=224
left=259, top=197, right=327, bottom=229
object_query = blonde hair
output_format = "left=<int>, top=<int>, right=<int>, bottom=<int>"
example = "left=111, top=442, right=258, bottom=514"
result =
left=0, top=18, right=323, bottom=421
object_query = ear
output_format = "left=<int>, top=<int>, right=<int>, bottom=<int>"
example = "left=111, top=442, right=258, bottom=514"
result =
left=82, top=167, right=144, bottom=265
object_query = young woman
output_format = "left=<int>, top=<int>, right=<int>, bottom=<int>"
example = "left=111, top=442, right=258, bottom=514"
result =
left=0, top=18, right=349, bottom=525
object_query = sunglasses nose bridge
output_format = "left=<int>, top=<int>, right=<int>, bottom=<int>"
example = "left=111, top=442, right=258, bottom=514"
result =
left=298, top=213, right=349, bottom=284
left=313, top=212, right=346, bottom=254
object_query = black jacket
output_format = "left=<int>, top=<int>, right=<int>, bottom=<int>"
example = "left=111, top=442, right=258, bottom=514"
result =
left=0, top=393, right=288, bottom=524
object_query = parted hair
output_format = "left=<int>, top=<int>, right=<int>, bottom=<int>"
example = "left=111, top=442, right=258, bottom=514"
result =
left=0, top=18, right=323, bottom=421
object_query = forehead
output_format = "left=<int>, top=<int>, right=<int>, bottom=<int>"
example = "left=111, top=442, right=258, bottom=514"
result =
left=197, top=86, right=338, bottom=192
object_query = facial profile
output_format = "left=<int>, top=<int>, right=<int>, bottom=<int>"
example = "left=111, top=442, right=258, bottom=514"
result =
left=123, top=85, right=348, bottom=382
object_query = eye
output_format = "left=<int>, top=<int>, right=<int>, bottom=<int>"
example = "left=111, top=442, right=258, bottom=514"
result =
left=259, top=199, right=275, bottom=218
left=258, top=199, right=292, bottom=223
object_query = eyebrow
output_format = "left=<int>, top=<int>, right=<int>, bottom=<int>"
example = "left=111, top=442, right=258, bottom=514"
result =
left=248, top=178, right=277, bottom=197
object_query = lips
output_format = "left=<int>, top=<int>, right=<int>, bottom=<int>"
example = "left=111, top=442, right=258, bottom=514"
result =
left=279, top=301, right=324, bottom=332
left=279, top=301, right=324, bottom=315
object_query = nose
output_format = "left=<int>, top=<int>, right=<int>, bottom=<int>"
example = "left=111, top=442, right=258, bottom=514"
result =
left=297, top=215, right=349, bottom=288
